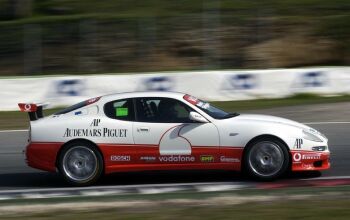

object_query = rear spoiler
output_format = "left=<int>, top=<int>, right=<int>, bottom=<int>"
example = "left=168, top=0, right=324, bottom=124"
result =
left=18, top=103, right=49, bottom=121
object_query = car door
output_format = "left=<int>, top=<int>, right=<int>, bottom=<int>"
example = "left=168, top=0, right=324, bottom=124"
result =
left=100, top=98, right=136, bottom=168
left=132, top=97, right=220, bottom=165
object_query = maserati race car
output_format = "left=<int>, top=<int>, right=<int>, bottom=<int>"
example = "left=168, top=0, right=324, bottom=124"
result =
left=18, top=92, right=330, bottom=186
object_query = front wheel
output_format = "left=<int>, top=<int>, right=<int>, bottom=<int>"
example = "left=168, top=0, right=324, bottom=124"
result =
left=58, top=141, right=103, bottom=186
left=244, top=138, right=289, bottom=180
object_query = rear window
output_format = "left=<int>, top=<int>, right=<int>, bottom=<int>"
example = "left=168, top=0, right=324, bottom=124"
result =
left=54, top=97, right=100, bottom=115
left=104, top=98, right=135, bottom=121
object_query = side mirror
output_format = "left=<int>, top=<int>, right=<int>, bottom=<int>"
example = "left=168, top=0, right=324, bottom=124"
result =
left=189, top=112, right=208, bottom=123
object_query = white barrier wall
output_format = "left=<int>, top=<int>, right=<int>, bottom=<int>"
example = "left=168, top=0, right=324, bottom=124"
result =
left=1, top=67, right=350, bottom=111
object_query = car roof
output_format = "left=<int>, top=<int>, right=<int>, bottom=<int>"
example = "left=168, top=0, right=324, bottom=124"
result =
left=100, top=91, right=187, bottom=102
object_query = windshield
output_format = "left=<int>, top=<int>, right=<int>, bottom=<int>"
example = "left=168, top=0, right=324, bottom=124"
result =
left=183, top=95, right=239, bottom=119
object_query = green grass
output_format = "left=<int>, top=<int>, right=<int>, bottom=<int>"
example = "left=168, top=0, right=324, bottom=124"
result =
left=213, top=94, right=350, bottom=112
left=1, top=185, right=350, bottom=219
left=2, top=0, right=349, bottom=33
left=2, top=94, right=350, bottom=130
left=2, top=185, right=350, bottom=207
left=28, top=0, right=350, bottom=18
left=0, top=108, right=62, bottom=130
left=2, top=199, right=350, bottom=220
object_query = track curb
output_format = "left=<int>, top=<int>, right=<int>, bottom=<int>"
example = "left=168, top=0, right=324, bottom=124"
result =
left=0, top=177, right=350, bottom=201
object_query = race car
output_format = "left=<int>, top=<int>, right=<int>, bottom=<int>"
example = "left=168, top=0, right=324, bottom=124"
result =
left=18, top=92, right=330, bottom=186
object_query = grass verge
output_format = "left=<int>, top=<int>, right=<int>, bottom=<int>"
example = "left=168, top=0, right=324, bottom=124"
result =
left=212, top=94, right=350, bottom=112
left=11, top=199, right=349, bottom=220
left=1, top=94, right=350, bottom=130
left=0, top=186, right=350, bottom=219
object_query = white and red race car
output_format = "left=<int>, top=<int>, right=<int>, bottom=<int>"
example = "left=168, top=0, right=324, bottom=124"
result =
left=19, top=92, right=330, bottom=186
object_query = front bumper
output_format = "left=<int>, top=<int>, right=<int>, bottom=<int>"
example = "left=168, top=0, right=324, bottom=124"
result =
left=291, top=150, right=330, bottom=171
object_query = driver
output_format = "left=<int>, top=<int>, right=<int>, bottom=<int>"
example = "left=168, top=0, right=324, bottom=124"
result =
left=157, top=99, right=179, bottom=122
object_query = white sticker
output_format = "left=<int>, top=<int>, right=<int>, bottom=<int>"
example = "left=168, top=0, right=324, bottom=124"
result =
left=293, top=153, right=301, bottom=162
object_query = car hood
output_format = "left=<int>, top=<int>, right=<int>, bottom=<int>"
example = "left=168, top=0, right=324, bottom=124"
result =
left=233, top=114, right=311, bottom=130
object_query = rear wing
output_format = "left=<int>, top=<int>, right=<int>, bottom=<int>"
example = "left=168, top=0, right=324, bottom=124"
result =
left=18, top=103, right=49, bottom=121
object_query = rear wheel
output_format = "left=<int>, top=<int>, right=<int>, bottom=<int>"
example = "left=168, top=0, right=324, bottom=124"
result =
left=58, top=141, right=103, bottom=186
left=244, top=138, right=289, bottom=180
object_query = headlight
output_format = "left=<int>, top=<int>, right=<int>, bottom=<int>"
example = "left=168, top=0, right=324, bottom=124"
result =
left=312, top=146, right=327, bottom=151
left=303, top=130, right=323, bottom=142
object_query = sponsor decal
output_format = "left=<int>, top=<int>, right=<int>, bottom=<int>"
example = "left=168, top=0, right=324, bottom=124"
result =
left=229, top=133, right=238, bottom=137
left=140, top=156, right=156, bottom=162
left=302, top=163, right=314, bottom=169
left=55, top=79, right=85, bottom=97
left=200, top=155, right=214, bottom=163
left=221, top=73, right=257, bottom=91
left=293, top=153, right=302, bottom=162
left=111, top=155, right=130, bottom=162
left=86, top=96, right=101, bottom=104
left=220, top=156, right=240, bottom=163
left=24, top=104, right=32, bottom=111
left=230, top=74, right=257, bottom=90
left=18, top=103, right=37, bottom=112
left=302, top=154, right=321, bottom=160
left=291, top=71, right=328, bottom=90
left=293, top=152, right=322, bottom=162
left=183, top=94, right=199, bottom=105
left=116, top=107, right=128, bottom=117
left=144, top=76, right=174, bottom=91
left=183, top=95, right=213, bottom=111
left=63, top=128, right=127, bottom=138
left=63, top=119, right=128, bottom=138
left=302, top=71, right=326, bottom=88
left=159, top=155, right=195, bottom=162
left=294, top=138, right=303, bottom=149
left=90, top=119, right=101, bottom=127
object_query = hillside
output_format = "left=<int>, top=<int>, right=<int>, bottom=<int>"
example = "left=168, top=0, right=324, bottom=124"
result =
left=0, top=0, right=349, bottom=75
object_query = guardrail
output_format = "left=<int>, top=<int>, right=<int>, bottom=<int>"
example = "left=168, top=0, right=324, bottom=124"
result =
left=0, top=67, right=349, bottom=111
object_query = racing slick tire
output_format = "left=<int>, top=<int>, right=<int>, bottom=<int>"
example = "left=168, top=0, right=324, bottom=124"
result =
left=58, top=141, right=104, bottom=186
left=244, top=137, right=290, bottom=180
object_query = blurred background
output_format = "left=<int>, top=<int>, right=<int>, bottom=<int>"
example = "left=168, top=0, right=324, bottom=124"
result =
left=0, top=2, right=350, bottom=219
left=0, top=0, right=349, bottom=76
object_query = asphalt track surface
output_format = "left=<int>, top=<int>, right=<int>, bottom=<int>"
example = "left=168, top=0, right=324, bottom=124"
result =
left=0, top=103, right=349, bottom=190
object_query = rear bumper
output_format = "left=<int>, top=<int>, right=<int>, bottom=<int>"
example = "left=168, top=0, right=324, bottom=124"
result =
left=25, top=142, right=62, bottom=172
left=291, top=150, right=330, bottom=171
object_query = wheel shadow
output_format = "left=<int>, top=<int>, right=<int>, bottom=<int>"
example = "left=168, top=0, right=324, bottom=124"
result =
left=0, top=172, right=67, bottom=189
left=99, top=170, right=246, bottom=186
left=0, top=170, right=245, bottom=189
left=285, top=171, right=322, bottom=179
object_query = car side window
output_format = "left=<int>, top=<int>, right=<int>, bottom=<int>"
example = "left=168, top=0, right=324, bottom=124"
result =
left=135, top=97, right=194, bottom=123
left=104, top=98, right=135, bottom=121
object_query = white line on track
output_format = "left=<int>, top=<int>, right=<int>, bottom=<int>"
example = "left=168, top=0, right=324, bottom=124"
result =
left=301, top=175, right=350, bottom=180
left=138, top=187, right=187, bottom=194
left=304, top=122, right=350, bottom=125
left=0, top=129, right=27, bottom=133
left=0, top=181, right=243, bottom=194
left=0, top=176, right=349, bottom=196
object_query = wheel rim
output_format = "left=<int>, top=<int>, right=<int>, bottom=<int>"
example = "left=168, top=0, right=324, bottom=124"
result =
left=62, top=146, right=98, bottom=182
left=248, top=141, right=284, bottom=177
